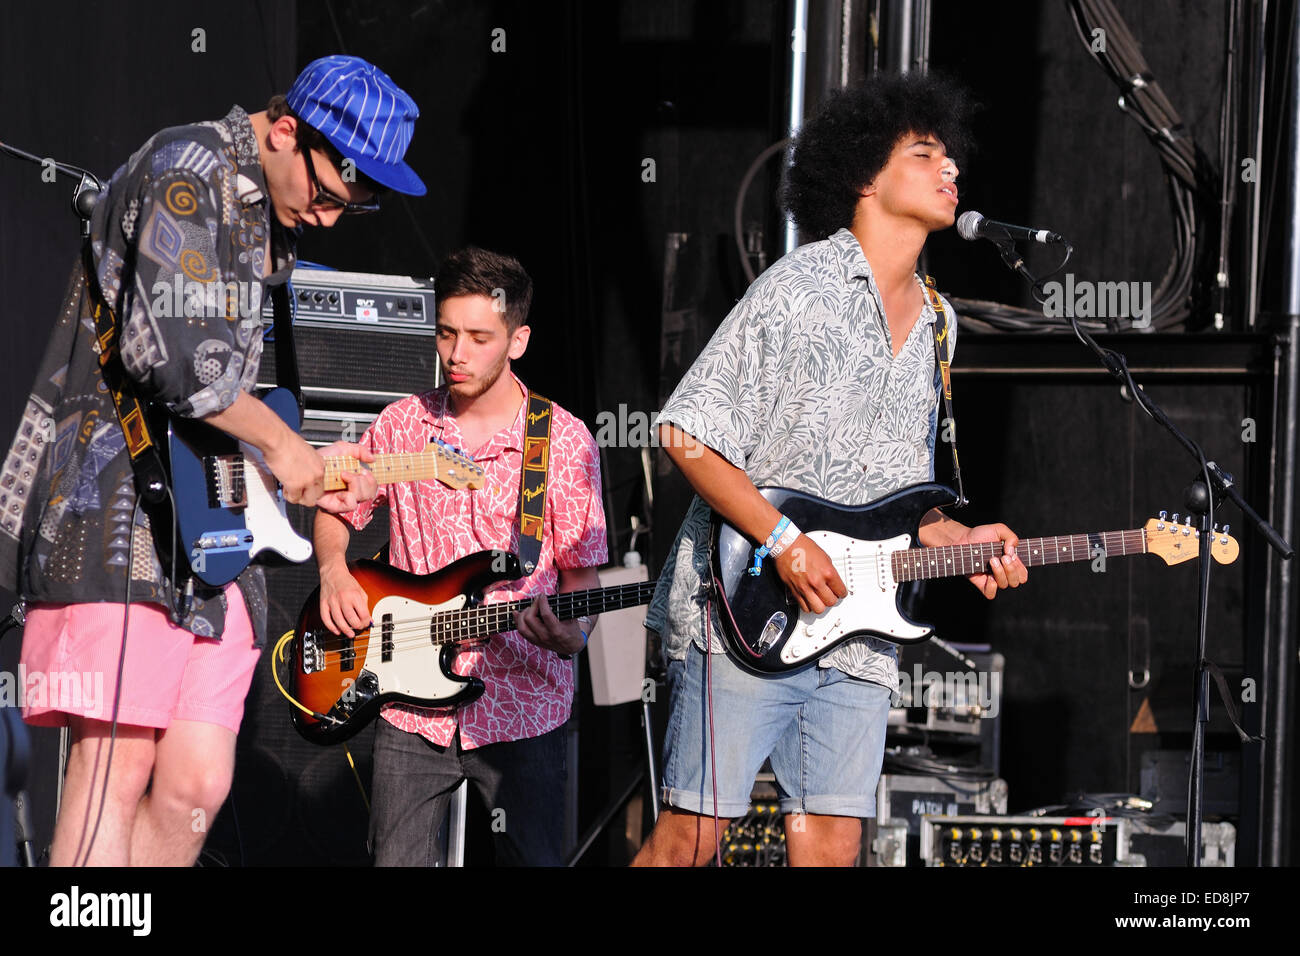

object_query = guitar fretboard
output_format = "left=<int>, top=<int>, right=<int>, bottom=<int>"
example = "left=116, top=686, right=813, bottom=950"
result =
left=423, top=579, right=660, bottom=645
left=323, top=453, right=479, bottom=490
left=892, top=530, right=1148, bottom=582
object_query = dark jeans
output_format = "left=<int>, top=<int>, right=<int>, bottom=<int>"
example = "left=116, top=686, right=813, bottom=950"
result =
left=369, top=718, right=567, bottom=866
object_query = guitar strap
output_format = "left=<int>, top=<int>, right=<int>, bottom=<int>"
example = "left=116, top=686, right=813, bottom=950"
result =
left=82, top=241, right=170, bottom=508
left=516, top=390, right=553, bottom=576
left=82, top=241, right=195, bottom=617
left=923, top=274, right=967, bottom=508
left=269, top=283, right=304, bottom=422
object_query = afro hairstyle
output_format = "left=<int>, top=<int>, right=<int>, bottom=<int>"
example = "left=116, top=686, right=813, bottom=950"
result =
left=781, top=72, right=976, bottom=241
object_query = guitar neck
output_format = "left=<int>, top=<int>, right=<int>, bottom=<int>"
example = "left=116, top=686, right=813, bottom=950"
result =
left=324, top=452, right=447, bottom=490
left=893, top=529, right=1148, bottom=583
left=432, top=579, right=660, bottom=645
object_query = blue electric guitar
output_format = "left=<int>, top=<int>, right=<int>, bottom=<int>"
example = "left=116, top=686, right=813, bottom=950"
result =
left=162, top=388, right=484, bottom=586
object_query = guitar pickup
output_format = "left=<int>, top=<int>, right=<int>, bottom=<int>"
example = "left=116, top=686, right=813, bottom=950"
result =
left=339, top=631, right=356, bottom=672
left=381, top=613, right=394, bottom=663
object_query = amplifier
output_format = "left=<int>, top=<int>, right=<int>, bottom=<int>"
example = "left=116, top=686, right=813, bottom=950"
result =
left=259, top=268, right=441, bottom=410
left=919, top=815, right=1237, bottom=867
left=889, top=645, right=1003, bottom=777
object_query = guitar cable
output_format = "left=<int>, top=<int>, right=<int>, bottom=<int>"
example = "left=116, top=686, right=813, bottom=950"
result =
left=704, top=598, right=722, bottom=868
left=271, top=634, right=372, bottom=813
left=271, top=630, right=339, bottom=725
left=73, top=495, right=141, bottom=866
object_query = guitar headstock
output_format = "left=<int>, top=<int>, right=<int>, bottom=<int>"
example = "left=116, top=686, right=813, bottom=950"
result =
left=1144, top=513, right=1240, bottom=566
left=430, top=441, right=485, bottom=490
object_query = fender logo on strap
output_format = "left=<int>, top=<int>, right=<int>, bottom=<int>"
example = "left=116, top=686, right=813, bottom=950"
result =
left=517, top=390, right=553, bottom=569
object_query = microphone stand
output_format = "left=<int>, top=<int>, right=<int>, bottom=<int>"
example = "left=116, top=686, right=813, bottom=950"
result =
left=0, top=139, right=102, bottom=234
left=1, top=602, right=35, bottom=866
left=0, top=141, right=102, bottom=865
left=982, top=235, right=1289, bottom=867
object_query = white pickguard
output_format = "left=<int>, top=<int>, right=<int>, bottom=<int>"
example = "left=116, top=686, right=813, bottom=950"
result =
left=778, top=529, right=929, bottom=666
left=362, top=592, right=472, bottom=701
left=238, top=443, right=313, bottom=563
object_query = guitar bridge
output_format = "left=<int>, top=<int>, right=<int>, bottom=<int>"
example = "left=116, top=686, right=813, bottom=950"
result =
left=301, top=630, right=323, bottom=674
left=206, top=455, right=247, bottom=509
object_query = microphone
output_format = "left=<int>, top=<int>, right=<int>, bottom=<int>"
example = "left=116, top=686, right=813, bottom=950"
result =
left=957, top=210, right=1064, bottom=245
left=72, top=174, right=101, bottom=222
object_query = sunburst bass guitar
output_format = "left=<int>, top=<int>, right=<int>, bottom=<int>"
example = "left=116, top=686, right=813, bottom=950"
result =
left=283, top=551, right=658, bottom=745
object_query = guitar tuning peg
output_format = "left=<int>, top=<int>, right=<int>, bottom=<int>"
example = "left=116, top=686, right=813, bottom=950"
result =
left=1157, top=510, right=1167, bottom=530
left=1171, top=513, right=1180, bottom=526
left=1220, top=523, right=1230, bottom=544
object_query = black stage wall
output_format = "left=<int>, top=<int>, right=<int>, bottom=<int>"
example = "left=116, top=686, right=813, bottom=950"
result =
left=0, top=0, right=298, bottom=863
left=1, top=0, right=1291, bottom=865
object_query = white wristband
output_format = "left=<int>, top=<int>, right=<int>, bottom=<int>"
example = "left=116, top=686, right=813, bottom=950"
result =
left=768, top=521, right=801, bottom=557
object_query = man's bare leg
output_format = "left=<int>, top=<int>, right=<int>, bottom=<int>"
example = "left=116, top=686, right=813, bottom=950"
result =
left=784, top=812, right=861, bottom=866
left=50, top=718, right=155, bottom=867
left=631, top=807, right=733, bottom=867
left=130, top=719, right=236, bottom=866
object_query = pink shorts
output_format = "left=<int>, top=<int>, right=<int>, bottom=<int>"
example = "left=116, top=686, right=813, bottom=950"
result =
left=19, top=584, right=261, bottom=735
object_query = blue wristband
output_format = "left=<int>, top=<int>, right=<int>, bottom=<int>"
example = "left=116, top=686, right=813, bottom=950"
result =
left=749, top=516, right=791, bottom=576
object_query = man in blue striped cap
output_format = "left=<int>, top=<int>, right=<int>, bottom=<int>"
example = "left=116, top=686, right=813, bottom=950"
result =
left=1, top=54, right=422, bottom=866
left=257, top=54, right=427, bottom=228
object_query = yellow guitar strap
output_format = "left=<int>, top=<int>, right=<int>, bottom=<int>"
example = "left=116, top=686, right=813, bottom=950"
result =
left=517, top=390, right=553, bottom=575
left=924, top=275, right=967, bottom=508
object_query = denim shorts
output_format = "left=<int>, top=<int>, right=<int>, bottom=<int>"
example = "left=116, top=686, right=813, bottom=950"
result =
left=660, top=644, right=892, bottom=818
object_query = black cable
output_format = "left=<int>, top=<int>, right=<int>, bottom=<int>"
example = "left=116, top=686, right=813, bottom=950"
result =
left=74, top=495, right=141, bottom=866
left=1058, top=0, right=1213, bottom=331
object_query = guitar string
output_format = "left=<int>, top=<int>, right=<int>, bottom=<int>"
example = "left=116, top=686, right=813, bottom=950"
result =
left=303, top=527, right=1209, bottom=659
left=305, top=532, right=1146, bottom=661
left=305, top=584, right=660, bottom=657
left=308, top=534, right=1148, bottom=662
left=302, top=532, right=1158, bottom=659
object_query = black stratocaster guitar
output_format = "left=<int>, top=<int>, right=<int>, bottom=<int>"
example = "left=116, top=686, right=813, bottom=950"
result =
left=284, top=551, right=658, bottom=745
left=711, top=483, right=1240, bottom=674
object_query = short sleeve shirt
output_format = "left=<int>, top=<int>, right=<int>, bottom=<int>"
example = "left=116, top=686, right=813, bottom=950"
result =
left=341, top=373, right=608, bottom=748
left=646, top=228, right=956, bottom=693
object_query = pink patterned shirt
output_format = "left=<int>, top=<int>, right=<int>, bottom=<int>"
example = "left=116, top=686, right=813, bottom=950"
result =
left=341, top=373, right=607, bottom=749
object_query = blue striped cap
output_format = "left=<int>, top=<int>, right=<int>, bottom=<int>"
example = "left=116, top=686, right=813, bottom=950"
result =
left=286, top=55, right=426, bottom=197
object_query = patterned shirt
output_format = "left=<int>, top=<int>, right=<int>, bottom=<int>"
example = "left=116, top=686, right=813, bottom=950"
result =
left=645, top=228, right=957, bottom=693
left=341, top=373, right=608, bottom=749
left=0, top=106, right=293, bottom=644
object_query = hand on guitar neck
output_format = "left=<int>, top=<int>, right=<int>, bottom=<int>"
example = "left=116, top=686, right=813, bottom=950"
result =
left=314, top=441, right=378, bottom=514
left=202, top=391, right=377, bottom=513
left=918, top=509, right=1028, bottom=598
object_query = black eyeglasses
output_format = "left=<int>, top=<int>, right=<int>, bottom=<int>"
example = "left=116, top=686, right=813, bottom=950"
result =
left=302, top=149, right=381, bottom=215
